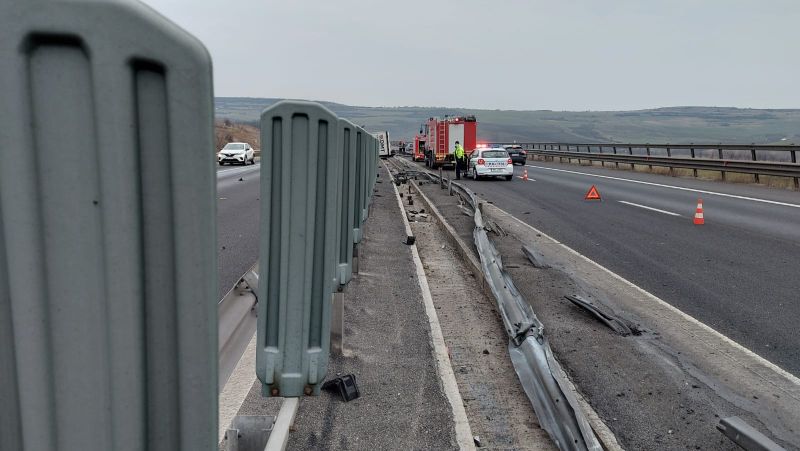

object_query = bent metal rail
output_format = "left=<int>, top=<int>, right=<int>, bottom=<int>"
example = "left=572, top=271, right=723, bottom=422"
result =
left=492, top=142, right=800, bottom=189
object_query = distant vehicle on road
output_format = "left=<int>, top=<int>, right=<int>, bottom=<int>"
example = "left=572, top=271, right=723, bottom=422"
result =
left=422, top=115, right=478, bottom=168
left=503, top=144, right=527, bottom=165
left=412, top=134, right=426, bottom=162
left=374, top=131, right=391, bottom=158
left=218, top=142, right=255, bottom=165
left=468, top=148, right=514, bottom=181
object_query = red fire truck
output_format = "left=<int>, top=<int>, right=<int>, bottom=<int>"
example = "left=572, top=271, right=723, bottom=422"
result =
left=420, top=116, right=477, bottom=168
left=412, top=134, right=426, bottom=162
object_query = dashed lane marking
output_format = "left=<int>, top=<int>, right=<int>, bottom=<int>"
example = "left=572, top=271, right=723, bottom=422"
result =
left=618, top=200, right=681, bottom=217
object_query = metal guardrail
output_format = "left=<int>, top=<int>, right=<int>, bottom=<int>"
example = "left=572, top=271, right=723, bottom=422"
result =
left=394, top=159, right=602, bottom=451
left=493, top=142, right=800, bottom=188
left=717, top=416, right=787, bottom=451
left=218, top=263, right=259, bottom=392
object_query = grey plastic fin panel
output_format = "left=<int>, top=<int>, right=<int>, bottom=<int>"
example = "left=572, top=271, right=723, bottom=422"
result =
left=0, top=0, right=217, bottom=450
left=257, top=101, right=340, bottom=397
left=336, top=119, right=358, bottom=286
left=359, top=127, right=370, bottom=223
left=352, top=129, right=365, bottom=244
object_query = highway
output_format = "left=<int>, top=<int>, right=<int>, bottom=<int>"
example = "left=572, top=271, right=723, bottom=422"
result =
left=217, top=157, right=800, bottom=376
left=216, top=163, right=261, bottom=299
left=451, top=160, right=800, bottom=376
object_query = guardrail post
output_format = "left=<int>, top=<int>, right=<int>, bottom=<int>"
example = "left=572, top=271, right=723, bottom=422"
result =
left=666, top=146, right=674, bottom=176
left=0, top=1, right=217, bottom=448
left=690, top=146, right=698, bottom=177
left=718, top=147, right=726, bottom=181
left=629, top=146, right=635, bottom=170
left=750, top=146, right=759, bottom=183
left=645, top=145, right=652, bottom=171
left=257, top=100, right=341, bottom=397
left=612, top=146, right=619, bottom=168
left=792, top=149, right=799, bottom=189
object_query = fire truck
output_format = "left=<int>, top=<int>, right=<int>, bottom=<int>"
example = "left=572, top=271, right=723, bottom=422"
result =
left=420, top=116, right=477, bottom=168
left=412, top=134, right=426, bottom=162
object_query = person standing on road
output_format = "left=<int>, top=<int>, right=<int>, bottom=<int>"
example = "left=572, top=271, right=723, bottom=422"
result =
left=454, top=140, right=466, bottom=180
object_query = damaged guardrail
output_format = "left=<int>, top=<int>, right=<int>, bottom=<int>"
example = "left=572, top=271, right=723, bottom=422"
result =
left=468, top=188, right=602, bottom=451
left=396, top=159, right=602, bottom=451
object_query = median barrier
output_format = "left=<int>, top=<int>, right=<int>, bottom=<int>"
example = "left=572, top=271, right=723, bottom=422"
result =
left=0, top=0, right=217, bottom=448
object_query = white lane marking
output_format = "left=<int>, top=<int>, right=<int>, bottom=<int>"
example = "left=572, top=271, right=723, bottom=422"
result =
left=516, top=176, right=536, bottom=182
left=618, top=200, right=681, bottom=217
left=525, top=164, right=800, bottom=209
left=383, top=161, right=476, bottom=450
left=500, top=207, right=800, bottom=387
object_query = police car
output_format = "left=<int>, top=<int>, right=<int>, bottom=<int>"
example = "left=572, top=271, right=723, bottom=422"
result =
left=467, top=147, right=514, bottom=181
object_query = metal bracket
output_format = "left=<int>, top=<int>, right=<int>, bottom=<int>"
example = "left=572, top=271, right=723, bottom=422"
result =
left=223, top=415, right=275, bottom=451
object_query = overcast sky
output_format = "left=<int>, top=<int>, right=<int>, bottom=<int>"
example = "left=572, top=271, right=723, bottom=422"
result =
left=143, top=0, right=799, bottom=111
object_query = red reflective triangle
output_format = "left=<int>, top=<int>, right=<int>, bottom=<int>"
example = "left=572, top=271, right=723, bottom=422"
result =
left=584, top=185, right=601, bottom=200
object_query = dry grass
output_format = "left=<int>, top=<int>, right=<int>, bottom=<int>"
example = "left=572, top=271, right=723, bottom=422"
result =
left=215, top=119, right=260, bottom=152
left=530, top=155, right=797, bottom=191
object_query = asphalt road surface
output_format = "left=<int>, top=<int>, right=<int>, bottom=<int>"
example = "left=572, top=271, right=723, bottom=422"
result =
left=216, top=163, right=261, bottom=300
left=452, top=160, right=800, bottom=376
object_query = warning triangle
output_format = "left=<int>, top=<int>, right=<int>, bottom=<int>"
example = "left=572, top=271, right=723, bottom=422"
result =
left=584, top=185, right=602, bottom=201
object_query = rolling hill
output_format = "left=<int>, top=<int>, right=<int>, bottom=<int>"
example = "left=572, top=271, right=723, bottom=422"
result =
left=214, top=97, right=800, bottom=145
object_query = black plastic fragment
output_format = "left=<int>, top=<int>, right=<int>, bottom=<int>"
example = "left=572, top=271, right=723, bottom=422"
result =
left=564, top=294, right=633, bottom=336
left=404, top=235, right=416, bottom=245
left=322, top=374, right=360, bottom=402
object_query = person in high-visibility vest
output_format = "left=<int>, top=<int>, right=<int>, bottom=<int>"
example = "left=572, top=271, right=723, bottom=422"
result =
left=454, top=140, right=466, bottom=180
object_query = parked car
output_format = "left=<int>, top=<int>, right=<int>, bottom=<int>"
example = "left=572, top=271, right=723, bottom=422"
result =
left=218, top=142, right=255, bottom=165
left=468, top=148, right=514, bottom=181
left=503, top=144, right=527, bottom=165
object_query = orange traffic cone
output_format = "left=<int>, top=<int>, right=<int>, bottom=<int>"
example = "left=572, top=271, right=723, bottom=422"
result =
left=522, top=168, right=528, bottom=181
left=693, top=199, right=704, bottom=225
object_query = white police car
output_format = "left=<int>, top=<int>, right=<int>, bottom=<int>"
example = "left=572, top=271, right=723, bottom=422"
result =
left=467, top=148, right=514, bottom=181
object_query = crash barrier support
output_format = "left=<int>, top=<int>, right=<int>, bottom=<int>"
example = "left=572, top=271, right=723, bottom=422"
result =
left=0, top=0, right=217, bottom=449
left=256, top=101, right=378, bottom=397
left=492, top=142, right=800, bottom=189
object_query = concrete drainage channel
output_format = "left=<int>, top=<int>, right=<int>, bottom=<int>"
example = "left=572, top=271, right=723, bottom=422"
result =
left=386, top=159, right=618, bottom=451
